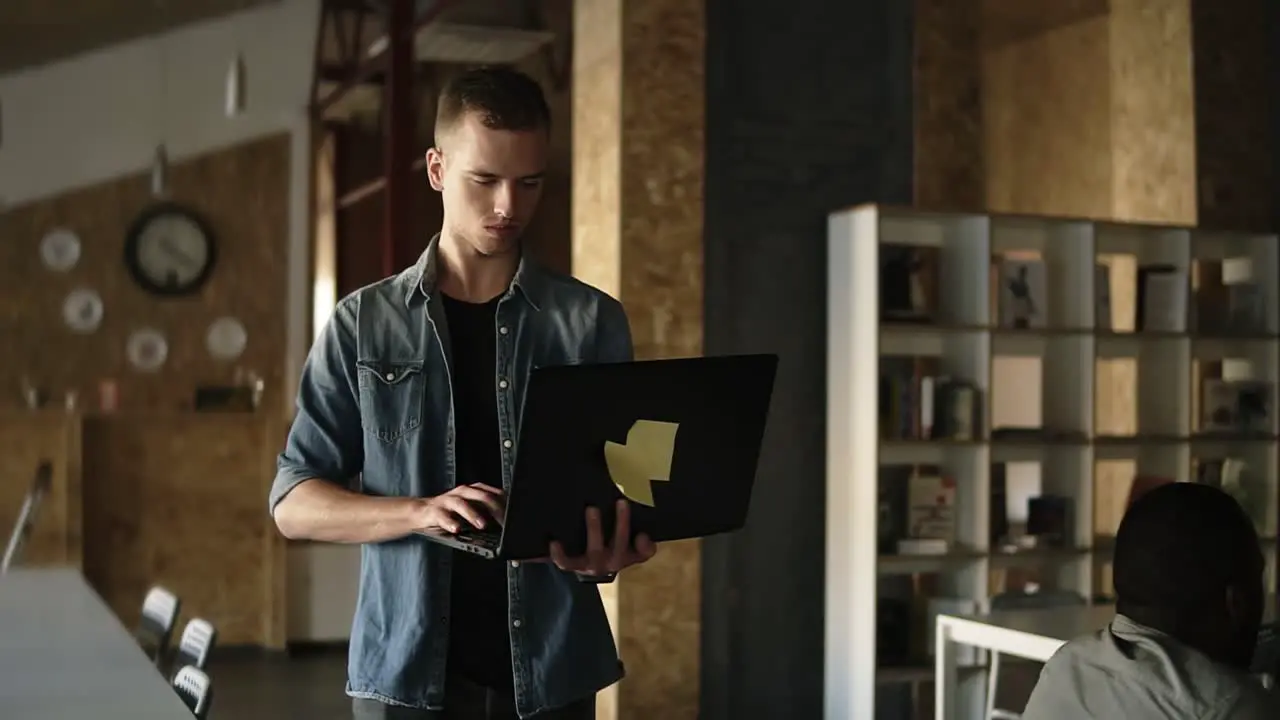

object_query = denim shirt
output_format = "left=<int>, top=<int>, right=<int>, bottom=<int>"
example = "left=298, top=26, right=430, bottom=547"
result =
left=269, top=236, right=634, bottom=717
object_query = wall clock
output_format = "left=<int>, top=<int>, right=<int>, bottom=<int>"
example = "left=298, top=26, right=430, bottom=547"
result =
left=41, top=228, right=82, bottom=272
left=62, top=288, right=104, bottom=334
left=123, top=202, right=217, bottom=296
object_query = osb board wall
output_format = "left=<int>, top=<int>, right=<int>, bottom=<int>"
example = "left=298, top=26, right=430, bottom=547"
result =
left=573, top=0, right=705, bottom=718
left=980, top=13, right=1114, bottom=217
left=916, top=0, right=1198, bottom=565
left=80, top=414, right=286, bottom=648
left=0, top=134, right=290, bottom=413
left=1109, top=0, right=1197, bottom=224
left=914, top=0, right=984, bottom=211
left=0, top=412, right=82, bottom=568
left=1190, top=0, right=1276, bottom=232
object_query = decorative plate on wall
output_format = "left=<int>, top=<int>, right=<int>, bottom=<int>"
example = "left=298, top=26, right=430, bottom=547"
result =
left=40, top=228, right=82, bottom=272
left=126, top=327, right=169, bottom=373
left=206, top=316, right=248, bottom=361
left=62, top=288, right=104, bottom=334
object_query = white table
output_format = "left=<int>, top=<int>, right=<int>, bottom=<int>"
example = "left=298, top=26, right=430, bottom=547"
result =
left=934, top=605, right=1116, bottom=720
left=0, top=567, right=194, bottom=719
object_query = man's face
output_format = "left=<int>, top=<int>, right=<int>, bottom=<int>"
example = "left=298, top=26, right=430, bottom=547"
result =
left=426, top=112, right=548, bottom=257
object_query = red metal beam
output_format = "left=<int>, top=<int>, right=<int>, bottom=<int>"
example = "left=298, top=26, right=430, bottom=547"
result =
left=312, top=0, right=455, bottom=119
left=338, top=156, right=426, bottom=210
left=382, top=0, right=415, bottom=277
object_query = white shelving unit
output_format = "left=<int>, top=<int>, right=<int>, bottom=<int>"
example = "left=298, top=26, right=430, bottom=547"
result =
left=824, top=204, right=1280, bottom=719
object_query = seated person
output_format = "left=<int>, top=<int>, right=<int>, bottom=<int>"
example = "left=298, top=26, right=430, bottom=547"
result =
left=1023, top=482, right=1279, bottom=719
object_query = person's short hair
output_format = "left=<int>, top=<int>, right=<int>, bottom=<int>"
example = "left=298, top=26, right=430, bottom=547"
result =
left=1114, top=481, right=1260, bottom=615
left=435, top=66, right=550, bottom=145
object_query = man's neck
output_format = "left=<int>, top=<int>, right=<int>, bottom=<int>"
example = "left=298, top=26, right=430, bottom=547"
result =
left=435, top=231, right=519, bottom=303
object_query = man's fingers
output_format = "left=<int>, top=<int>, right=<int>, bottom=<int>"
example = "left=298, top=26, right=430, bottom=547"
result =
left=610, top=500, right=631, bottom=570
left=584, top=506, right=606, bottom=562
left=443, top=497, right=489, bottom=529
left=634, top=533, right=657, bottom=560
left=468, top=483, right=505, bottom=496
left=455, top=486, right=506, bottom=522
left=549, top=541, right=576, bottom=570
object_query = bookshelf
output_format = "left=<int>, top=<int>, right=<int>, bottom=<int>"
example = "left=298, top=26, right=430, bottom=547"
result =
left=824, top=204, right=1280, bottom=719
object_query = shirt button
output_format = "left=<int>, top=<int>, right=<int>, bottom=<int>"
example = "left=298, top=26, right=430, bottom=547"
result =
left=498, top=379, right=508, bottom=389
left=503, top=439, right=512, bottom=449
left=510, top=561, right=519, bottom=568
left=498, top=325, right=509, bottom=335
left=385, top=372, right=395, bottom=381
left=513, top=619, right=522, bottom=628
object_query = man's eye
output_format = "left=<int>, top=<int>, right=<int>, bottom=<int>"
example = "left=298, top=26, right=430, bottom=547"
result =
left=473, top=178, right=496, bottom=186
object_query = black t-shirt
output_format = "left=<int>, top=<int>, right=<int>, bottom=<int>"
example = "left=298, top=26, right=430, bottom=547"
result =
left=441, top=293, right=513, bottom=692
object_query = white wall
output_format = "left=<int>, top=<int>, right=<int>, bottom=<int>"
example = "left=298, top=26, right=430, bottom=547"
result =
left=0, top=0, right=316, bottom=207
left=0, top=0, right=358, bottom=643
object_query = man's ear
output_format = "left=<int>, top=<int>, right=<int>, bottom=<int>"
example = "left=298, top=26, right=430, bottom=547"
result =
left=426, top=147, right=445, bottom=192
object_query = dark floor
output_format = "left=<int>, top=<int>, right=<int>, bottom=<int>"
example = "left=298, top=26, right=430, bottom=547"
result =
left=207, top=648, right=350, bottom=719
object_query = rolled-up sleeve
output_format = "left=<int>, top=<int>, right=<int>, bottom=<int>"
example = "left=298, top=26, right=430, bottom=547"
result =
left=270, top=295, right=364, bottom=515
left=595, top=295, right=635, bottom=364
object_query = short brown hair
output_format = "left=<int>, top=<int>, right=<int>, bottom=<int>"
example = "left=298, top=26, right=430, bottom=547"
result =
left=434, top=66, right=551, bottom=145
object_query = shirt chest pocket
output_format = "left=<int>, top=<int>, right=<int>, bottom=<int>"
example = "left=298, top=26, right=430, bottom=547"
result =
left=357, top=361, right=425, bottom=444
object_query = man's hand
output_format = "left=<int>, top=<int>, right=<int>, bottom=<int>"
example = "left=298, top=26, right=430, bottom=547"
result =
left=419, top=483, right=505, bottom=534
left=548, top=499, right=657, bottom=576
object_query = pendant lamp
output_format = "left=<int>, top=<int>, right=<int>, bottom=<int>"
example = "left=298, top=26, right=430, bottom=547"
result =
left=151, top=144, right=169, bottom=197
left=225, top=53, right=246, bottom=117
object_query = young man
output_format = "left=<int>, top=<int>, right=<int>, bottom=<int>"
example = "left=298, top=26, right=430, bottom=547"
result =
left=1023, top=482, right=1279, bottom=719
left=269, top=67, right=657, bottom=720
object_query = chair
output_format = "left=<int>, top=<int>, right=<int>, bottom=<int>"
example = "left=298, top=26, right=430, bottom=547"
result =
left=136, top=586, right=181, bottom=665
left=172, top=665, right=213, bottom=718
left=170, top=618, right=217, bottom=676
left=1, top=461, right=52, bottom=574
left=985, top=587, right=1087, bottom=720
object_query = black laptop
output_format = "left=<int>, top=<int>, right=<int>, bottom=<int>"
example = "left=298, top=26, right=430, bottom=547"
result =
left=416, top=353, right=778, bottom=560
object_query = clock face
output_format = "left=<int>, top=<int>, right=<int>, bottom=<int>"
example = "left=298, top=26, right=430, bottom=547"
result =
left=124, top=203, right=216, bottom=296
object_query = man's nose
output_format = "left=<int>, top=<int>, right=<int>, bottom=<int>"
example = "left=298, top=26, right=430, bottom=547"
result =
left=493, top=183, right=516, bottom=219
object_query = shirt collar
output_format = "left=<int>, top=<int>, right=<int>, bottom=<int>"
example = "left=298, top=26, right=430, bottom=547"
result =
left=404, top=232, right=544, bottom=311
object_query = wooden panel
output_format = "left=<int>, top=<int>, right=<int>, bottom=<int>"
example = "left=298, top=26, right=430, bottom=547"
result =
left=0, top=134, right=290, bottom=415
left=915, top=0, right=985, bottom=211
left=80, top=413, right=285, bottom=648
left=0, top=412, right=82, bottom=568
left=981, top=14, right=1114, bottom=218
left=574, top=0, right=705, bottom=717
left=1191, top=0, right=1276, bottom=231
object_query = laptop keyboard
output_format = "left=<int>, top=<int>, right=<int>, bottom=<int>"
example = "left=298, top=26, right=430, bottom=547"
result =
left=453, top=528, right=501, bottom=550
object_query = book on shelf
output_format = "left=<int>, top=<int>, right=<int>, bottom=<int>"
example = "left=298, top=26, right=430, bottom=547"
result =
left=1227, top=282, right=1267, bottom=333
left=880, top=245, right=938, bottom=322
left=879, top=465, right=956, bottom=556
left=996, top=257, right=1047, bottom=329
left=1197, top=457, right=1267, bottom=530
left=880, top=355, right=938, bottom=440
left=1136, top=264, right=1188, bottom=332
left=880, top=355, right=983, bottom=441
left=1096, top=263, right=1113, bottom=330
left=1201, top=379, right=1273, bottom=434
left=1026, top=495, right=1074, bottom=548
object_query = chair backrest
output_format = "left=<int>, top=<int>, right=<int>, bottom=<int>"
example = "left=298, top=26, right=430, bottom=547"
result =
left=1, top=461, right=52, bottom=574
left=172, top=618, right=217, bottom=673
left=172, top=664, right=213, bottom=719
left=136, top=586, right=181, bottom=663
